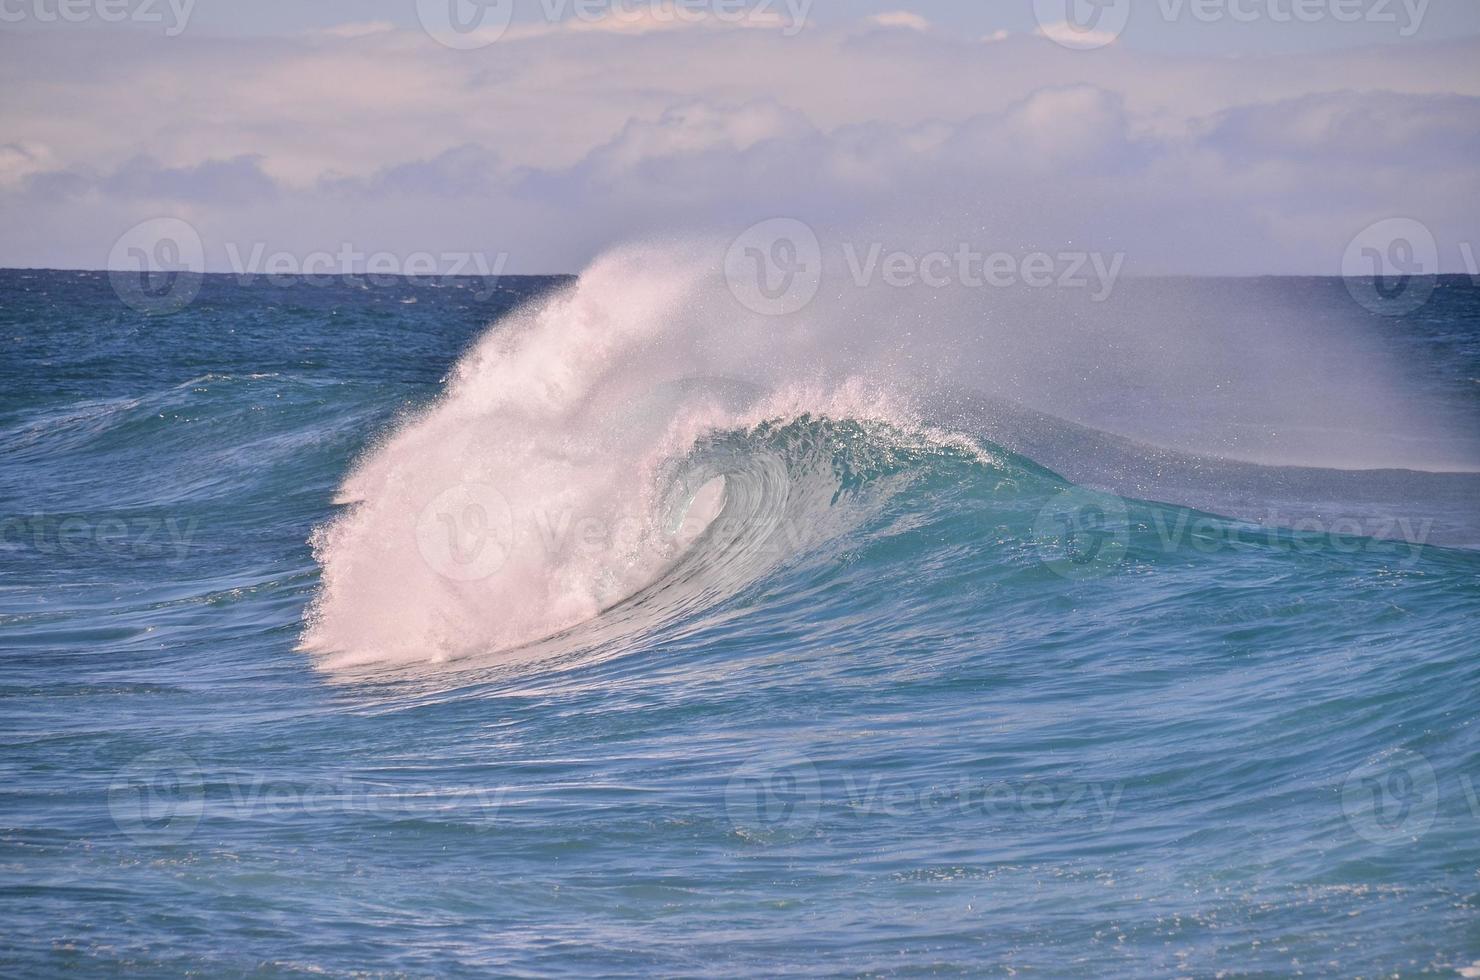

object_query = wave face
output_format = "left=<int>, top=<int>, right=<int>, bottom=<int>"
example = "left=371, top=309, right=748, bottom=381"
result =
left=3, top=264, right=1479, bottom=975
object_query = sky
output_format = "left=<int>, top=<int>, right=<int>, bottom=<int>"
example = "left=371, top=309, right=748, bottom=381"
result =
left=1, top=0, right=1478, bottom=274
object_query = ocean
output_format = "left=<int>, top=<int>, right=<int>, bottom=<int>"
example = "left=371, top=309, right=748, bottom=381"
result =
left=2, top=258, right=1478, bottom=975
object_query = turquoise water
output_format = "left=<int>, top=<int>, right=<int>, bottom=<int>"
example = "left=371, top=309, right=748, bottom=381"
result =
left=2, top=269, right=1478, bottom=975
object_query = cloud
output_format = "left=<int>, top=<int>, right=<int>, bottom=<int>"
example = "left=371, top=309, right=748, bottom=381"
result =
left=866, top=12, right=930, bottom=32
left=0, top=21, right=1477, bottom=273
left=1203, top=90, right=1480, bottom=167
left=573, top=99, right=816, bottom=177
left=20, top=154, right=280, bottom=204
left=501, top=0, right=803, bottom=40
left=321, top=144, right=503, bottom=198
left=964, top=85, right=1147, bottom=174
left=0, top=142, right=53, bottom=187
left=100, top=154, right=279, bottom=203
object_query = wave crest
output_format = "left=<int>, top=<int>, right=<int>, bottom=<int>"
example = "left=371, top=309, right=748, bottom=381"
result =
left=301, top=247, right=988, bottom=669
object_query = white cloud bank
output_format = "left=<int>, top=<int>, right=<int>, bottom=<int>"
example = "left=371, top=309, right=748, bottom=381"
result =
left=0, top=18, right=1477, bottom=273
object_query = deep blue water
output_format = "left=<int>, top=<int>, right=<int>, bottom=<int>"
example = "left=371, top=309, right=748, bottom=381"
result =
left=2, top=269, right=1478, bottom=976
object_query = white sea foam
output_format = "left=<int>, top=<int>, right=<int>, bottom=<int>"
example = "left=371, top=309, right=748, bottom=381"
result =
left=301, top=244, right=949, bottom=667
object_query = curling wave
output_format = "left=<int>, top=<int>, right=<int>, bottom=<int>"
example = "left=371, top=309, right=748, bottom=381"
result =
left=299, top=244, right=987, bottom=667
left=301, top=242, right=1480, bottom=670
